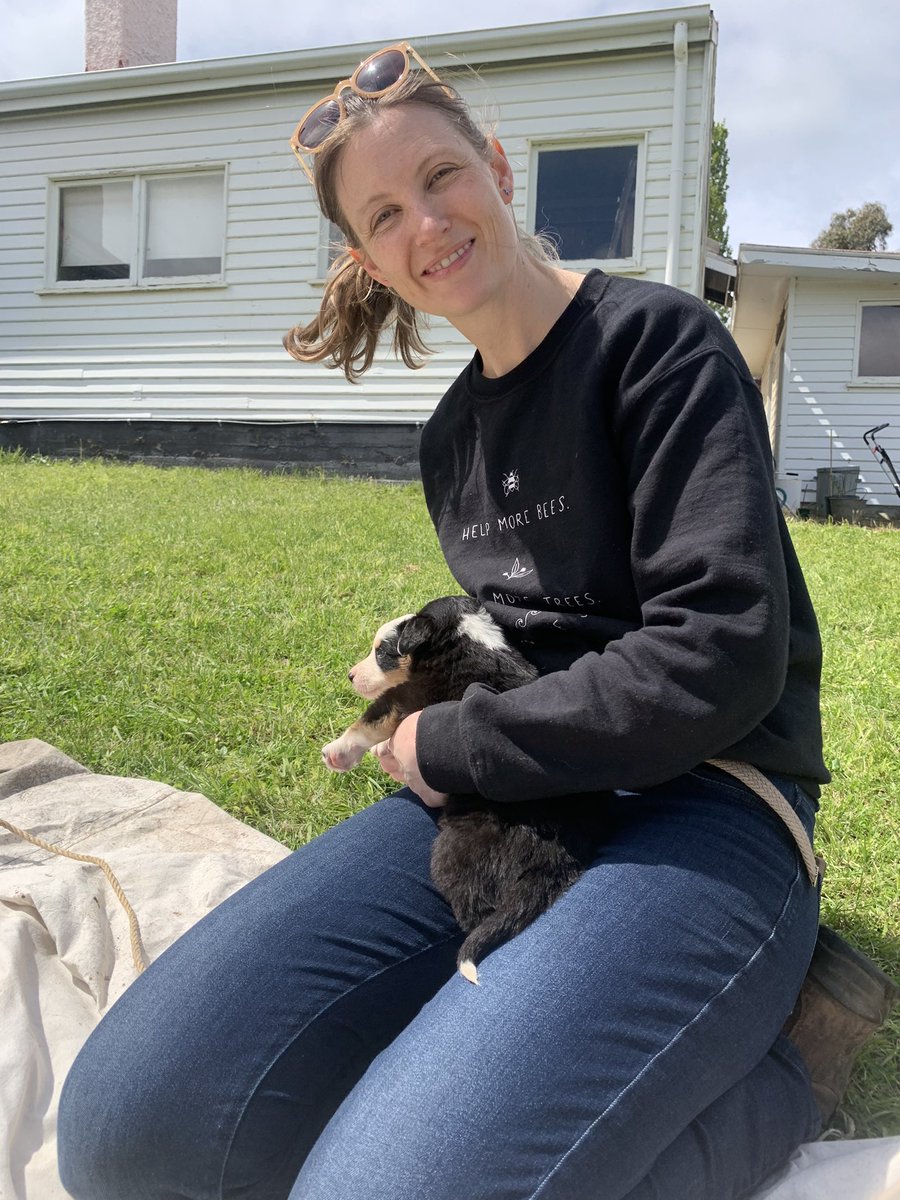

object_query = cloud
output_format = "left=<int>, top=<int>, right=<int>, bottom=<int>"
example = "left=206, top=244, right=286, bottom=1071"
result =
left=1, top=0, right=897, bottom=250
left=0, top=0, right=84, bottom=80
left=176, top=0, right=595, bottom=64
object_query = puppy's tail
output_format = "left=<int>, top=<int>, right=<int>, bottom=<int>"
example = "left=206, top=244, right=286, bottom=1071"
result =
left=456, top=909, right=534, bottom=986
left=455, top=863, right=588, bottom=985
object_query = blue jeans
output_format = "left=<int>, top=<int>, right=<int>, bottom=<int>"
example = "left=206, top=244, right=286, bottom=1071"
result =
left=58, top=767, right=822, bottom=1200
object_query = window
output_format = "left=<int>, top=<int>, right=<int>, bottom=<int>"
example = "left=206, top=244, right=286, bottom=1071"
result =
left=530, top=140, right=642, bottom=266
left=857, top=304, right=900, bottom=378
left=317, top=217, right=345, bottom=278
left=51, top=169, right=225, bottom=287
left=57, top=180, right=132, bottom=281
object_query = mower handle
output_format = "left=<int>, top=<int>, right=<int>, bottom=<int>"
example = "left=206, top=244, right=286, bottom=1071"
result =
left=864, top=423, right=889, bottom=443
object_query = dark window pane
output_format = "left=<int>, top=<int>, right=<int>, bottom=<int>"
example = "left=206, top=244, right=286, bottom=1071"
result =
left=57, top=263, right=130, bottom=281
left=535, top=145, right=637, bottom=261
left=859, top=306, right=900, bottom=376
left=143, top=256, right=222, bottom=277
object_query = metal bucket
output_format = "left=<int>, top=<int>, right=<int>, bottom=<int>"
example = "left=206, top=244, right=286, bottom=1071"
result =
left=816, top=466, right=859, bottom=518
left=826, top=495, right=866, bottom=523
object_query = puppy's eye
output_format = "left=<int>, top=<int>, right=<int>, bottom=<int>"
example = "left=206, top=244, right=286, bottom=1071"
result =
left=375, top=638, right=400, bottom=670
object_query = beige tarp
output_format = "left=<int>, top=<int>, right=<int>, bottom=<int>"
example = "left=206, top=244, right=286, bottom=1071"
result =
left=1, top=739, right=897, bottom=1200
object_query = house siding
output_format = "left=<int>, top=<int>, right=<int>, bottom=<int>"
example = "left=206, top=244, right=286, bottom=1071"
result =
left=0, top=12, right=716, bottom=440
left=779, top=277, right=900, bottom=506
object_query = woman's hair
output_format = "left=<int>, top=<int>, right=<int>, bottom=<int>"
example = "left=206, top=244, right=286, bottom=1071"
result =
left=283, top=73, right=556, bottom=382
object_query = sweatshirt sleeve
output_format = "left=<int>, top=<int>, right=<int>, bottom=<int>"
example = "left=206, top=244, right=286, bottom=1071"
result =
left=416, top=344, right=792, bottom=800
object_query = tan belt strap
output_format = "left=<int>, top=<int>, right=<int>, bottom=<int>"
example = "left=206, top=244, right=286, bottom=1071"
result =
left=707, top=759, right=822, bottom=886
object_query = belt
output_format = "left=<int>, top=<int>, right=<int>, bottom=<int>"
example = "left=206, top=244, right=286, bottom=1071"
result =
left=706, top=758, right=823, bottom=886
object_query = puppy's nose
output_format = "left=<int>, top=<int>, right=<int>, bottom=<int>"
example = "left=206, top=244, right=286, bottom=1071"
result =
left=348, top=669, right=356, bottom=683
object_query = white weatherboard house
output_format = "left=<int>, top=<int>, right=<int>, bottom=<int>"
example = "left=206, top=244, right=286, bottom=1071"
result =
left=731, top=245, right=900, bottom=514
left=0, top=4, right=722, bottom=476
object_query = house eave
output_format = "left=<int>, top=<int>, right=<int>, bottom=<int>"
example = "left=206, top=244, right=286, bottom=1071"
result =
left=732, top=243, right=900, bottom=377
left=0, top=5, right=716, bottom=115
left=738, top=243, right=900, bottom=281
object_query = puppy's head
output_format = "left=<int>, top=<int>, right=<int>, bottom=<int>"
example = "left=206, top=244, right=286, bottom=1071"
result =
left=348, top=598, right=493, bottom=698
left=347, top=613, right=418, bottom=698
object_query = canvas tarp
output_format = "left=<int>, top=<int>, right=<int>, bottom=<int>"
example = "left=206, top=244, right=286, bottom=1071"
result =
left=1, top=738, right=897, bottom=1200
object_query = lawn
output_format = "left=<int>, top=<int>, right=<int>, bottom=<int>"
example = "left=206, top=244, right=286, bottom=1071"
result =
left=1, top=452, right=897, bottom=1135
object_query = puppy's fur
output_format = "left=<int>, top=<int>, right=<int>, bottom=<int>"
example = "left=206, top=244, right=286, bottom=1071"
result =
left=322, top=596, right=598, bottom=983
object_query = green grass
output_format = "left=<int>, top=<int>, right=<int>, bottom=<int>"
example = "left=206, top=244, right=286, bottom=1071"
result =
left=1, top=452, right=897, bottom=1135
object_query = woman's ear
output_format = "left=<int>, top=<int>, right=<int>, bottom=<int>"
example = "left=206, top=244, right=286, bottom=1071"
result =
left=347, top=244, right=390, bottom=287
left=490, top=136, right=514, bottom=203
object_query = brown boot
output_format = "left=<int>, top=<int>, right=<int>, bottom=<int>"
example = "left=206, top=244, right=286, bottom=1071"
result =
left=784, top=925, right=899, bottom=1127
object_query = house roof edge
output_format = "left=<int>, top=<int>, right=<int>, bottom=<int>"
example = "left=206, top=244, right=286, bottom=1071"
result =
left=0, top=6, right=715, bottom=115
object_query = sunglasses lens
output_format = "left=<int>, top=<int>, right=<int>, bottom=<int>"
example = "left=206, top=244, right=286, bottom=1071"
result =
left=297, top=98, right=342, bottom=150
left=355, top=48, right=407, bottom=95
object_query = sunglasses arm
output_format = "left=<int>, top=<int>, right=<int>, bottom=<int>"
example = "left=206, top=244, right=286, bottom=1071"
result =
left=290, top=143, right=315, bottom=184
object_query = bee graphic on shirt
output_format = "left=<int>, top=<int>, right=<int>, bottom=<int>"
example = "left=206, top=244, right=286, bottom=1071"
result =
left=501, top=469, right=520, bottom=497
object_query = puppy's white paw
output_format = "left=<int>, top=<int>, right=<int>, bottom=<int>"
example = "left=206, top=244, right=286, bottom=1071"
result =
left=321, top=736, right=366, bottom=772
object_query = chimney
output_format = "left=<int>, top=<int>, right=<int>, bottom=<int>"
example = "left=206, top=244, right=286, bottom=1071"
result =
left=86, top=0, right=177, bottom=71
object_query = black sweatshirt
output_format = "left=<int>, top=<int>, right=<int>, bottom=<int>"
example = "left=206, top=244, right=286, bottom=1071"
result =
left=415, top=270, right=829, bottom=801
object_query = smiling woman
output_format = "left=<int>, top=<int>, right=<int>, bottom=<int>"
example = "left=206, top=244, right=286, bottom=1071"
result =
left=57, top=40, right=898, bottom=1200
left=282, top=67, right=562, bottom=381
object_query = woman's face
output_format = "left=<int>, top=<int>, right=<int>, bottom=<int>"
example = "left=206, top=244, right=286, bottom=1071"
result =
left=334, top=103, right=517, bottom=325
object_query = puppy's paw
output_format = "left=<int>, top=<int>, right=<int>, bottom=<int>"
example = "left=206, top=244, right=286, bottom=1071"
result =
left=321, top=736, right=366, bottom=772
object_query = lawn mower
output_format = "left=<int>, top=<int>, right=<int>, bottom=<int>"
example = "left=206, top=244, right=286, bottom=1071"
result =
left=863, top=423, right=900, bottom=500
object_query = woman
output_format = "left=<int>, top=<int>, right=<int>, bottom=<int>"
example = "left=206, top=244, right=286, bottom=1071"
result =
left=58, top=46, right=894, bottom=1200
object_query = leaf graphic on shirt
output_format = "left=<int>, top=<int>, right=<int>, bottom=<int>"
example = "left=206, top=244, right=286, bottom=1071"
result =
left=502, top=558, right=533, bottom=580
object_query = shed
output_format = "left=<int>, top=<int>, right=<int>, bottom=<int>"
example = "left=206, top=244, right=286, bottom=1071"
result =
left=731, top=244, right=900, bottom=512
left=0, top=6, right=719, bottom=476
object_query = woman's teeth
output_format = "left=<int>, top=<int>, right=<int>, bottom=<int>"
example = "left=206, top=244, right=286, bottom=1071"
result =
left=425, top=241, right=473, bottom=274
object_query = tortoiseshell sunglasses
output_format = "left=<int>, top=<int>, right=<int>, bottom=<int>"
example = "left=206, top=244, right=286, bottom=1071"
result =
left=289, top=43, right=448, bottom=182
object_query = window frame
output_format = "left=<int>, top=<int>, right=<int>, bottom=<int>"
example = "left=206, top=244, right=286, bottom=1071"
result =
left=314, top=214, right=346, bottom=282
left=526, top=133, right=647, bottom=273
left=44, top=165, right=228, bottom=292
left=852, top=301, right=900, bottom=384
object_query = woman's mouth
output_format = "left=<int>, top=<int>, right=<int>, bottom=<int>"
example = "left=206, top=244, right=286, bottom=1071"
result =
left=422, top=239, right=474, bottom=276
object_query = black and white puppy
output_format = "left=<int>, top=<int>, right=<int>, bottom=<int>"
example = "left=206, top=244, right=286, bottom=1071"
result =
left=322, top=596, right=598, bottom=984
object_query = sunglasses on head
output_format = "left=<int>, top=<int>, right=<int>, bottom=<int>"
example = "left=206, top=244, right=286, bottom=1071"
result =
left=289, top=43, right=448, bottom=182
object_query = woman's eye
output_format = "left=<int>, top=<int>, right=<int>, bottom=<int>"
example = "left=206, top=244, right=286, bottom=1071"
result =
left=430, top=166, right=455, bottom=186
left=372, top=208, right=395, bottom=231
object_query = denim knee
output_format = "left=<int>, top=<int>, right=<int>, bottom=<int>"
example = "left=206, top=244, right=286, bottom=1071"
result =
left=58, top=1040, right=144, bottom=1200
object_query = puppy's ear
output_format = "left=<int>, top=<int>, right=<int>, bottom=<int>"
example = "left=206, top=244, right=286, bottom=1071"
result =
left=396, top=614, right=434, bottom=656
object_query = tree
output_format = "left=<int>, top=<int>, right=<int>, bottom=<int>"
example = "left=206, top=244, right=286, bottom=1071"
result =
left=812, top=202, right=893, bottom=252
left=707, top=120, right=731, bottom=256
left=705, top=121, right=732, bottom=321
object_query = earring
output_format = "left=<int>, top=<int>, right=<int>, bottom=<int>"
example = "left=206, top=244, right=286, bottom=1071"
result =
left=502, top=187, right=512, bottom=196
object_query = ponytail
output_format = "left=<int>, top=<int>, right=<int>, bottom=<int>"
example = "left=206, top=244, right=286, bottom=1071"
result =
left=283, top=250, right=430, bottom=383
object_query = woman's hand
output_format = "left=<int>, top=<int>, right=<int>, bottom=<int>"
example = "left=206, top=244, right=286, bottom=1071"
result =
left=372, top=711, right=449, bottom=808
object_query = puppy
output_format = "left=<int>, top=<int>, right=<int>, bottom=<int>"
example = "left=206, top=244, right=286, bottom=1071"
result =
left=322, top=596, right=598, bottom=984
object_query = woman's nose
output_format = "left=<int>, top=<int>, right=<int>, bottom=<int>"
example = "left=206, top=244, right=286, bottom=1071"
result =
left=412, top=200, right=450, bottom=244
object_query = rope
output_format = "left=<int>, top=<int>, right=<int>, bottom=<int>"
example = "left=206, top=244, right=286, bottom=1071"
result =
left=707, top=759, right=822, bottom=885
left=0, top=816, right=148, bottom=974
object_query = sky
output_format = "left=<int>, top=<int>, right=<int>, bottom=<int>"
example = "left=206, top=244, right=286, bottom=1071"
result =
left=2, top=0, right=898, bottom=254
